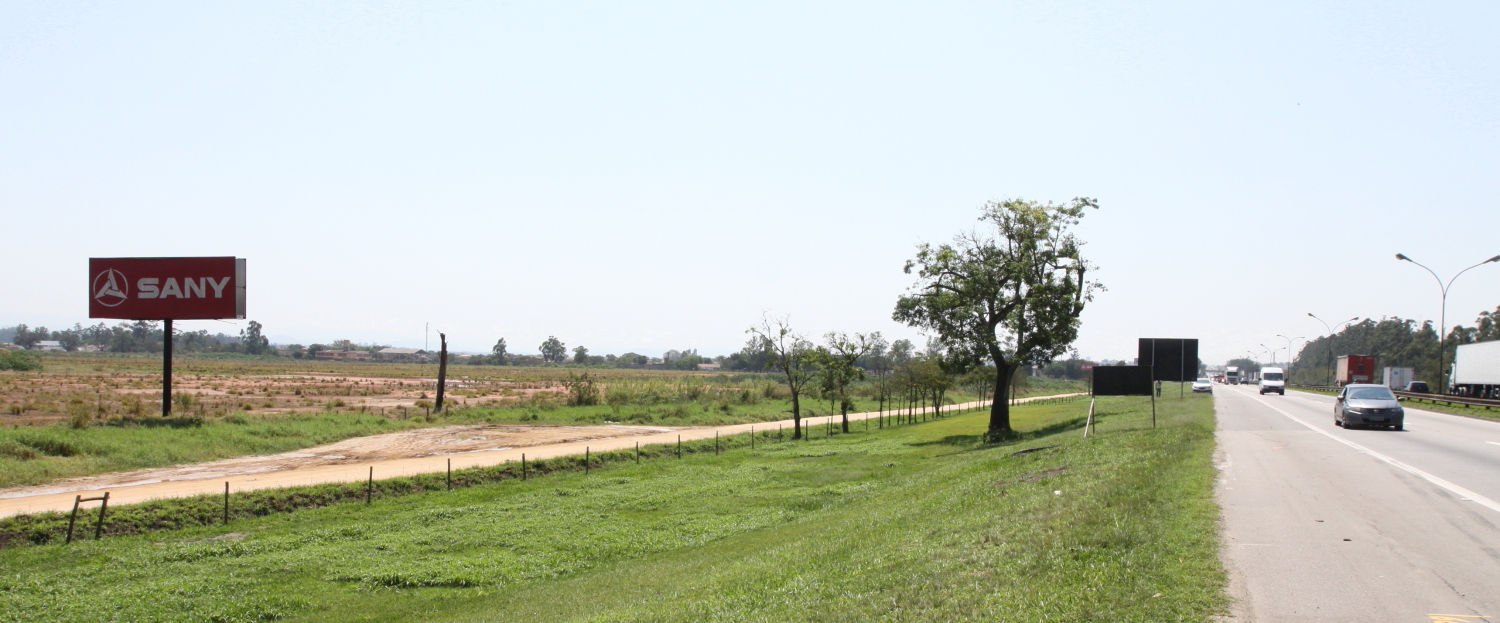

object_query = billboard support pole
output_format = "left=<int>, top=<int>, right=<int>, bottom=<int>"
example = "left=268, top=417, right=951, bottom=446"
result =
left=162, top=318, right=173, bottom=418
left=1151, top=391, right=1156, bottom=429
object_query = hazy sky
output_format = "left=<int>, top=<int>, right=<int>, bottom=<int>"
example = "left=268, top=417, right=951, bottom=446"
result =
left=4, top=1, right=1498, bottom=364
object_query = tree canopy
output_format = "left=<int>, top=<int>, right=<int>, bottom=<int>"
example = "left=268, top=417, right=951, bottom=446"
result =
left=539, top=336, right=567, bottom=364
left=894, top=197, right=1101, bottom=439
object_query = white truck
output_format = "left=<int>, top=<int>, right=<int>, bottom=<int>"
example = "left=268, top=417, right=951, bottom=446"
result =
left=1225, top=366, right=1240, bottom=385
left=1451, top=341, right=1500, bottom=399
left=1382, top=367, right=1414, bottom=390
left=1259, top=366, right=1285, bottom=395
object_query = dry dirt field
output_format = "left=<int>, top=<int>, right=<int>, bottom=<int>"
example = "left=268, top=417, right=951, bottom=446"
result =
left=0, top=354, right=738, bottom=426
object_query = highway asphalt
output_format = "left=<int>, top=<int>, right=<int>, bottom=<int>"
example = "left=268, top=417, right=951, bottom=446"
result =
left=1215, top=383, right=1500, bottom=622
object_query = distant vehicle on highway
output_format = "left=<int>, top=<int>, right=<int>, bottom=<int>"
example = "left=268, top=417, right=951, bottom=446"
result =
left=1451, top=341, right=1500, bottom=399
left=1192, top=378, right=1213, bottom=393
left=1334, top=384, right=1405, bottom=430
left=1382, top=366, right=1414, bottom=390
left=1335, top=355, right=1376, bottom=386
left=1259, top=367, right=1286, bottom=395
left=1403, top=381, right=1430, bottom=394
left=1225, top=366, right=1241, bottom=385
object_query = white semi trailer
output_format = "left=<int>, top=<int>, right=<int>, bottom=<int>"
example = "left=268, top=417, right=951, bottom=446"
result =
left=1451, top=341, right=1500, bottom=399
left=1382, top=367, right=1414, bottom=390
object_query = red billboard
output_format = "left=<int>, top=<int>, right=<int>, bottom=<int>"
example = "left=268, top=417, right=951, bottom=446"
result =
left=89, top=257, right=245, bottom=320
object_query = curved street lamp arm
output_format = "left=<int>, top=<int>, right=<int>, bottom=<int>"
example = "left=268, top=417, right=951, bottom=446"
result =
left=1445, top=258, right=1499, bottom=293
left=1397, top=254, right=1448, bottom=296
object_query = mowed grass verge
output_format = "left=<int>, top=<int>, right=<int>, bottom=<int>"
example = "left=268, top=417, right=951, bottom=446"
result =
left=0, top=394, right=1225, bottom=623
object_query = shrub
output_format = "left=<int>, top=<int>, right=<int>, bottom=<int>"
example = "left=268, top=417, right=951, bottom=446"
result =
left=0, top=350, right=42, bottom=371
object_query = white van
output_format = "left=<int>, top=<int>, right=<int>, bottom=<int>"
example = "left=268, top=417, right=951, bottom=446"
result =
left=1259, top=367, right=1286, bottom=395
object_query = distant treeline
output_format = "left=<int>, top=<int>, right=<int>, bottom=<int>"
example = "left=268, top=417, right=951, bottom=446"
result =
left=1286, top=304, right=1499, bottom=385
left=1, top=322, right=251, bottom=354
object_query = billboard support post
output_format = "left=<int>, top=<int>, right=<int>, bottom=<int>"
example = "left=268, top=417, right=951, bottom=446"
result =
left=162, top=319, right=173, bottom=417
left=89, top=257, right=245, bottom=418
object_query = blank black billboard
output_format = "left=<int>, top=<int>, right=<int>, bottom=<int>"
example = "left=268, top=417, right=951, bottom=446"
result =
left=1093, top=366, right=1154, bottom=396
left=1138, top=338, right=1200, bottom=383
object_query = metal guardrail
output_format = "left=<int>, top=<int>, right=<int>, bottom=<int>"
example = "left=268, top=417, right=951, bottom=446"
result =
left=1393, top=390, right=1500, bottom=410
left=1289, top=384, right=1499, bottom=410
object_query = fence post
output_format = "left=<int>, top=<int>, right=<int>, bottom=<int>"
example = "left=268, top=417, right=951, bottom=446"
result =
left=223, top=482, right=230, bottom=526
left=93, top=492, right=109, bottom=540
left=586, top=447, right=590, bottom=475
left=636, top=441, right=640, bottom=464
left=677, top=435, right=681, bottom=459
left=447, top=459, right=452, bottom=491
left=523, top=453, right=527, bottom=480
left=366, top=466, right=373, bottom=505
left=715, top=432, right=719, bottom=455
left=66, top=495, right=81, bottom=544
left=751, top=426, right=754, bottom=450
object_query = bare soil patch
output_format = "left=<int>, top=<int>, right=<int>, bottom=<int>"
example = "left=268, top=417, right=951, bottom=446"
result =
left=0, top=423, right=680, bottom=499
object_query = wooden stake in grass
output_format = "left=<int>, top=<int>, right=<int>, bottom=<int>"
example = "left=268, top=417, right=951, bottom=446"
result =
left=677, top=435, right=681, bottom=459
left=447, top=459, right=452, bottom=491
left=715, top=432, right=719, bottom=455
left=586, top=447, right=590, bottom=475
left=522, top=453, right=527, bottom=480
left=223, top=482, right=230, bottom=525
left=635, top=441, right=640, bottom=463
left=433, top=333, right=449, bottom=414
left=751, top=426, right=754, bottom=450
left=93, top=492, right=109, bottom=540
left=366, top=467, right=373, bottom=505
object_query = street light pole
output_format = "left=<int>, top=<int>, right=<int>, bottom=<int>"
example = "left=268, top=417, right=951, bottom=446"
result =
left=1277, top=334, right=1305, bottom=375
left=1309, top=313, right=1360, bottom=386
left=1395, top=254, right=1500, bottom=395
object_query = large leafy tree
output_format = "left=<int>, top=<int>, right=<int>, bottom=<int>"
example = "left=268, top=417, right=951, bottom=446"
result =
left=491, top=338, right=509, bottom=365
left=894, top=198, right=1101, bottom=440
left=539, top=336, right=566, bottom=364
left=239, top=320, right=269, bottom=355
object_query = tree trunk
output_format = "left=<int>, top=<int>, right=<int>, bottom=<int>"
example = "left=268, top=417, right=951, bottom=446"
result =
left=840, top=396, right=849, bottom=433
left=987, top=362, right=1016, bottom=439
left=434, top=333, right=448, bottom=413
left=790, top=391, right=802, bottom=439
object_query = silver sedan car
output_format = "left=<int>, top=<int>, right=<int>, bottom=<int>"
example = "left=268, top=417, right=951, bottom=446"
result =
left=1334, top=384, right=1405, bottom=430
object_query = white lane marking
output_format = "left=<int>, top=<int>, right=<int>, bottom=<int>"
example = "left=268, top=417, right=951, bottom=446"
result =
left=1245, top=392, right=1500, bottom=516
left=1489, top=442, right=1500, bottom=447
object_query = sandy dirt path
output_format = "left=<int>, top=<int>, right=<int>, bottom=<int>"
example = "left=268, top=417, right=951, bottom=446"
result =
left=0, top=394, right=1083, bottom=516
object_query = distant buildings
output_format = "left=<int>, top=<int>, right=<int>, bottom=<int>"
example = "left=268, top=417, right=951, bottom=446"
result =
left=376, top=347, right=429, bottom=362
left=31, top=341, right=65, bottom=351
left=314, top=350, right=370, bottom=361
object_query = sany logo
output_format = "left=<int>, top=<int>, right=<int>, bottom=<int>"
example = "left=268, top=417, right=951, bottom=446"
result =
left=135, top=276, right=232, bottom=300
left=92, top=269, right=129, bottom=307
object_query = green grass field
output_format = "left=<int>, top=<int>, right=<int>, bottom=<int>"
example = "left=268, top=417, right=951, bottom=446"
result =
left=0, top=392, right=1224, bottom=622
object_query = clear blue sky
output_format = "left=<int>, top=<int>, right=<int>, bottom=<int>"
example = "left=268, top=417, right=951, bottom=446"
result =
left=3, top=1, right=1498, bottom=364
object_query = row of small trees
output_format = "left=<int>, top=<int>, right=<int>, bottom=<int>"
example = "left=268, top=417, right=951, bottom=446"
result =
left=746, top=316, right=1002, bottom=439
